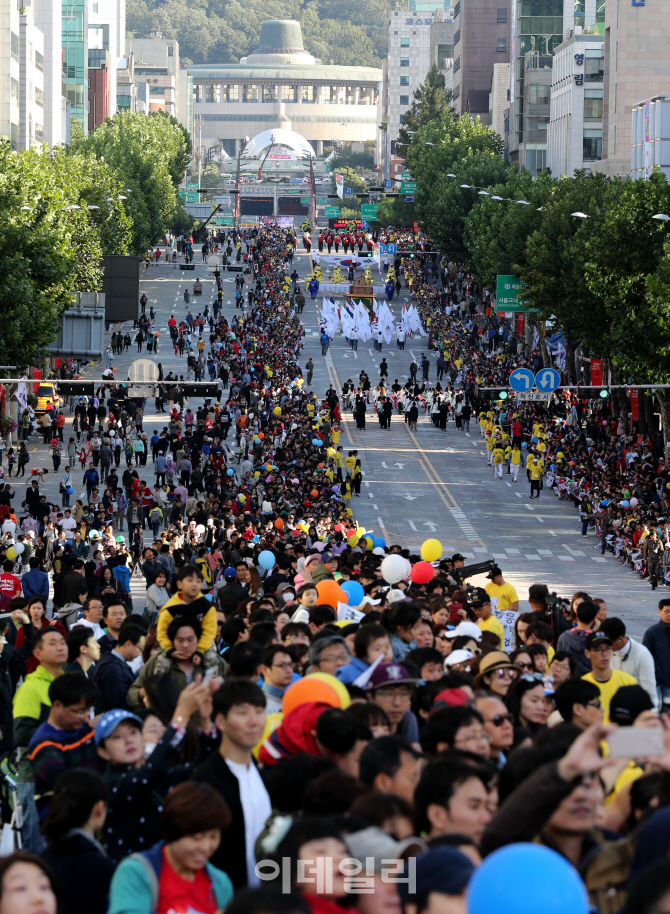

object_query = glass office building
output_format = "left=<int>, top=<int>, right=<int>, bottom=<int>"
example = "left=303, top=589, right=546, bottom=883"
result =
left=62, top=0, right=88, bottom=132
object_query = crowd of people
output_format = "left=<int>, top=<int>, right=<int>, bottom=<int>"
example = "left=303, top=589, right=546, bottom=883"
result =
left=2, top=224, right=670, bottom=914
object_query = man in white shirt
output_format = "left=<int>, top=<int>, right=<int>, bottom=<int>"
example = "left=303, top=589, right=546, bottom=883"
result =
left=69, top=597, right=106, bottom=641
left=193, top=680, right=272, bottom=889
left=59, top=509, right=77, bottom=533
left=600, top=617, right=658, bottom=707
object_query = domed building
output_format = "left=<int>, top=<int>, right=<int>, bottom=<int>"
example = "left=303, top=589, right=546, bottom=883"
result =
left=189, top=19, right=382, bottom=159
left=241, top=127, right=316, bottom=161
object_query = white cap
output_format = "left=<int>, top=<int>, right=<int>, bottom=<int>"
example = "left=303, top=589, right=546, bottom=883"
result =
left=444, top=649, right=475, bottom=668
left=445, top=620, right=482, bottom=641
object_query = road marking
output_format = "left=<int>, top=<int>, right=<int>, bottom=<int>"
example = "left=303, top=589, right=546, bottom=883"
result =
left=525, top=555, right=541, bottom=560
left=377, top=516, right=386, bottom=528
left=558, top=556, right=575, bottom=561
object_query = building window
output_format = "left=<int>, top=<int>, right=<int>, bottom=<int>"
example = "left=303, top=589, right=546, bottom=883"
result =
left=583, top=134, right=602, bottom=160
left=400, top=95, right=409, bottom=105
left=497, top=8, right=507, bottom=21
left=301, top=85, right=314, bottom=102
left=168, top=45, right=174, bottom=56
left=400, top=75, right=409, bottom=85
left=35, top=87, right=44, bottom=107
left=584, top=95, right=603, bottom=120
left=528, top=84, right=550, bottom=105
left=454, top=28, right=460, bottom=45
left=453, top=85, right=460, bottom=99
left=35, top=123, right=44, bottom=140
left=585, top=56, right=603, bottom=82
left=150, top=86, right=166, bottom=95
left=453, top=56, right=461, bottom=72
left=10, top=122, right=18, bottom=149
left=400, top=57, right=409, bottom=67
left=11, top=32, right=19, bottom=62
left=401, top=37, right=409, bottom=47
left=36, top=50, right=44, bottom=71
left=281, top=84, right=298, bottom=103
left=394, top=30, right=398, bottom=34
left=454, top=0, right=460, bottom=17
left=497, top=38, right=506, bottom=52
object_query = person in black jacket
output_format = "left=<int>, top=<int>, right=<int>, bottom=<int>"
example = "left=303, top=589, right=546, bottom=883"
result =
left=643, top=599, right=670, bottom=707
left=40, top=769, right=115, bottom=914
left=191, top=679, right=271, bottom=889
left=94, top=619, right=146, bottom=713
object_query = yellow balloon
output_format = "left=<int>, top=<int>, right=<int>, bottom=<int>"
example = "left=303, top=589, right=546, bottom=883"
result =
left=309, top=672, right=351, bottom=709
left=6, top=547, right=16, bottom=560
left=421, top=538, right=443, bottom=562
left=348, top=535, right=359, bottom=546
left=273, top=407, right=282, bottom=416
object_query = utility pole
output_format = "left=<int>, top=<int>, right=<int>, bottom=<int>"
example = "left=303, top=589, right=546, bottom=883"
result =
left=197, top=116, right=203, bottom=196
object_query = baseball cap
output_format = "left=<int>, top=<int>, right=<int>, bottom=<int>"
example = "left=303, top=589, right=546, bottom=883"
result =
left=585, top=631, right=613, bottom=650
left=321, top=552, right=337, bottom=563
left=367, top=662, right=416, bottom=690
left=397, top=847, right=474, bottom=906
left=116, top=535, right=125, bottom=544
left=95, top=709, right=143, bottom=746
left=345, top=827, right=426, bottom=872
left=486, top=565, right=502, bottom=579
left=444, top=650, right=475, bottom=669
left=305, top=553, right=322, bottom=566
left=445, top=621, right=482, bottom=642
left=451, top=553, right=465, bottom=562
left=609, top=685, right=654, bottom=726
left=468, top=587, right=490, bottom=609
left=223, top=567, right=238, bottom=580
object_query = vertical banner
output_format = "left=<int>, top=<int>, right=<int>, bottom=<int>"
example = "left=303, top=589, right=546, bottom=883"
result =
left=590, top=358, right=603, bottom=387
left=630, top=388, right=639, bottom=422
left=517, top=314, right=525, bottom=337
left=335, top=174, right=344, bottom=199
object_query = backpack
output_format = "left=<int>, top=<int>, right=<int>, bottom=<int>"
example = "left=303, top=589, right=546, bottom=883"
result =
left=150, top=507, right=161, bottom=524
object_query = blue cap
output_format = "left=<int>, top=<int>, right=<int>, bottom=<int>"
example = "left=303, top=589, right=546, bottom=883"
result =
left=223, top=567, right=237, bottom=580
left=397, top=847, right=474, bottom=904
left=94, top=709, right=143, bottom=746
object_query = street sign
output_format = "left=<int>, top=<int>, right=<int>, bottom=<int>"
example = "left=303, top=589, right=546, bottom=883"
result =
left=345, top=187, right=353, bottom=196
left=316, top=196, right=327, bottom=205
left=285, top=188, right=301, bottom=195
left=325, top=206, right=340, bottom=217
left=300, top=196, right=311, bottom=205
left=212, top=216, right=234, bottom=226
left=404, top=196, right=414, bottom=203
left=401, top=181, right=417, bottom=195
left=401, top=171, right=411, bottom=180
left=384, top=179, right=393, bottom=190
left=514, top=390, right=551, bottom=402
left=534, top=368, right=561, bottom=393
left=495, top=274, right=537, bottom=312
left=509, top=368, right=535, bottom=392
left=386, top=242, right=397, bottom=254
left=212, top=195, right=231, bottom=207
left=361, top=204, right=380, bottom=220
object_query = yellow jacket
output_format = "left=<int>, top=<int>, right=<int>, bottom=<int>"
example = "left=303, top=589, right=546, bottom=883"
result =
left=157, top=591, right=217, bottom=655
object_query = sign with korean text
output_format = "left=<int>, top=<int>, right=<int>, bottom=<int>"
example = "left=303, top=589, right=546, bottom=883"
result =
left=401, top=181, right=417, bottom=195
left=495, top=274, right=536, bottom=312
left=361, top=204, right=380, bottom=220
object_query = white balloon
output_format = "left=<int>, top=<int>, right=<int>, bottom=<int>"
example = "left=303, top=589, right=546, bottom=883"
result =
left=195, top=524, right=206, bottom=534
left=13, top=543, right=25, bottom=555
left=381, top=553, right=409, bottom=584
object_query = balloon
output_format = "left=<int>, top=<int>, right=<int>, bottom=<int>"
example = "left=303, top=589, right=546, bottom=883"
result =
left=622, top=500, right=629, bottom=507
left=345, top=529, right=356, bottom=539
left=309, top=673, right=351, bottom=709
left=341, top=580, right=364, bottom=606
left=195, top=524, right=206, bottom=534
left=630, top=497, right=639, bottom=506
left=273, top=407, right=282, bottom=416
left=274, top=519, right=284, bottom=529
left=411, top=561, right=434, bottom=584
left=204, top=593, right=213, bottom=602
left=316, top=579, right=348, bottom=609
left=282, top=673, right=349, bottom=715
left=227, top=468, right=234, bottom=476
left=258, top=433, right=265, bottom=440
left=6, top=547, right=16, bottom=560
left=364, top=535, right=374, bottom=551
left=421, top=538, right=443, bottom=562
left=258, top=550, right=275, bottom=570
left=348, top=535, right=359, bottom=547
left=467, top=844, right=588, bottom=914
left=312, top=439, right=320, bottom=446
left=334, top=524, right=344, bottom=532
left=13, top=543, right=24, bottom=555
left=373, top=537, right=386, bottom=549
left=311, top=489, right=319, bottom=498
left=373, top=547, right=386, bottom=556
left=381, top=554, right=410, bottom=585
left=238, top=494, right=246, bottom=503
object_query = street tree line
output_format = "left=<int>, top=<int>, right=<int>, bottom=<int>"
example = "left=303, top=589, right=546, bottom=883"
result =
left=0, top=111, right=190, bottom=370
left=389, top=69, right=670, bottom=435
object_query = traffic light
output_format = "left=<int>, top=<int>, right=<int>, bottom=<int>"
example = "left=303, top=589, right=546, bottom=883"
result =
left=498, top=390, right=509, bottom=401
left=598, top=388, right=610, bottom=399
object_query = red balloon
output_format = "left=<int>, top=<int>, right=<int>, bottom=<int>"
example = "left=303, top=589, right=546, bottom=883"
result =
left=411, top=561, right=434, bottom=584
left=345, top=529, right=356, bottom=538
left=334, top=523, right=344, bottom=532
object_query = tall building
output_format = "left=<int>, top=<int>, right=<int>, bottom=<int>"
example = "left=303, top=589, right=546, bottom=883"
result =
left=547, top=30, right=603, bottom=177
left=594, top=0, right=670, bottom=177
left=18, top=2, right=45, bottom=147
left=88, top=0, right=125, bottom=121
left=88, top=46, right=109, bottom=130
left=176, top=65, right=193, bottom=140
left=1, top=0, right=22, bottom=148
left=62, top=0, right=88, bottom=131
left=506, top=0, right=603, bottom=174
left=631, top=96, right=670, bottom=180
left=452, top=0, right=510, bottom=120
left=34, top=0, right=64, bottom=146
left=489, top=61, right=510, bottom=137
left=126, top=37, right=178, bottom=118
left=190, top=20, right=382, bottom=159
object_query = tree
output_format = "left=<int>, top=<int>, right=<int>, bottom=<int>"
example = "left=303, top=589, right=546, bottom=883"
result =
left=398, top=65, right=453, bottom=149
left=374, top=195, right=416, bottom=228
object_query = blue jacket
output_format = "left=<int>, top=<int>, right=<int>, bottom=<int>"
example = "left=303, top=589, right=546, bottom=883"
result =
left=336, top=656, right=369, bottom=684
left=108, top=841, right=233, bottom=914
left=94, top=651, right=135, bottom=713
left=21, top=568, right=49, bottom=601
left=112, top=565, right=130, bottom=593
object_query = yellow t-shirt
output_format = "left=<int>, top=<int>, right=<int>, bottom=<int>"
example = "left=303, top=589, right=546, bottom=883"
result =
left=478, top=615, right=505, bottom=648
left=485, top=581, right=519, bottom=611
left=526, top=453, right=534, bottom=469
left=485, top=435, right=494, bottom=451
left=492, top=448, right=504, bottom=464
left=582, top=670, right=638, bottom=723
left=530, top=463, right=543, bottom=481
left=510, top=449, right=521, bottom=465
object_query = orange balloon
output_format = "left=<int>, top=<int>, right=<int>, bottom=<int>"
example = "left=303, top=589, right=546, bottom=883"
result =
left=274, top=518, right=284, bottom=529
left=316, top=579, right=347, bottom=609
left=258, top=432, right=265, bottom=440
left=311, top=489, right=319, bottom=498
left=281, top=676, right=342, bottom=714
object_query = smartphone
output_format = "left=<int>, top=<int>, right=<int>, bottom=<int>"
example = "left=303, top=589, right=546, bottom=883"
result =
left=202, top=668, right=216, bottom=686
left=607, top=726, right=664, bottom=759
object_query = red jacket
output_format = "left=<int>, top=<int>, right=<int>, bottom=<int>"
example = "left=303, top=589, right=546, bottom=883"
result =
left=258, top=701, right=331, bottom=766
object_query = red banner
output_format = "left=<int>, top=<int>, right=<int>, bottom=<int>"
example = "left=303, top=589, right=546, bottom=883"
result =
left=630, top=388, right=639, bottom=422
left=517, top=314, right=525, bottom=337
left=590, top=358, right=603, bottom=387
left=31, top=368, right=42, bottom=395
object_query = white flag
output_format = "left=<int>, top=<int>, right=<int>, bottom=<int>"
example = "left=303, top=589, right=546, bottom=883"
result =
left=532, top=326, right=540, bottom=350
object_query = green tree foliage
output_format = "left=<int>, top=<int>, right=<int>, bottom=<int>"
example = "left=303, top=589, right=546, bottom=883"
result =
left=374, top=195, right=416, bottom=227
left=71, top=111, right=190, bottom=254
left=398, top=64, right=453, bottom=149
left=126, top=0, right=400, bottom=66
left=0, top=140, right=116, bottom=369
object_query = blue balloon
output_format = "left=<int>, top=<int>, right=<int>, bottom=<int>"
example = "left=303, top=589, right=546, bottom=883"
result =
left=258, top=550, right=276, bottom=570
left=312, top=439, right=320, bottom=446
left=204, top=593, right=213, bottom=602
left=227, top=468, right=234, bottom=476
left=622, top=500, right=630, bottom=507
left=373, top=537, right=386, bottom=549
left=341, top=580, right=364, bottom=606
left=467, top=844, right=588, bottom=914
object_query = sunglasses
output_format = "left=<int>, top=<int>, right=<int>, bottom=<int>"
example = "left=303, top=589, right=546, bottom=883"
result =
left=485, top=713, right=513, bottom=727
left=493, top=667, right=517, bottom=679
left=516, top=661, right=534, bottom=671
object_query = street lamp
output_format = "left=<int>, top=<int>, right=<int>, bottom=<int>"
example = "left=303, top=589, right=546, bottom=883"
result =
left=516, top=200, right=530, bottom=205
left=478, top=190, right=489, bottom=196
left=571, top=212, right=589, bottom=218
left=653, top=214, right=670, bottom=221
left=66, top=204, right=80, bottom=210
left=459, top=184, right=470, bottom=188
left=446, top=173, right=457, bottom=178
left=118, top=195, right=128, bottom=200
left=491, top=195, right=504, bottom=200
left=87, top=205, right=100, bottom=210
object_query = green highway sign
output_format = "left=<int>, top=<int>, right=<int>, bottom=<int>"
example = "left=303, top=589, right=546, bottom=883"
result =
left=361, top=204, right=380, bottom=220
left=316, top=196, right=327, bottom=205
left=212, top=216, right=233, bottom=225
left=325, top=206, right=340, bottom=217
left=300, top=196, right=311, bottom=205
left=401, top=181, right=417, bottom=195
left=285, top=188, right=301, bottom=195
left=495, top=274, right=537, bottom=312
